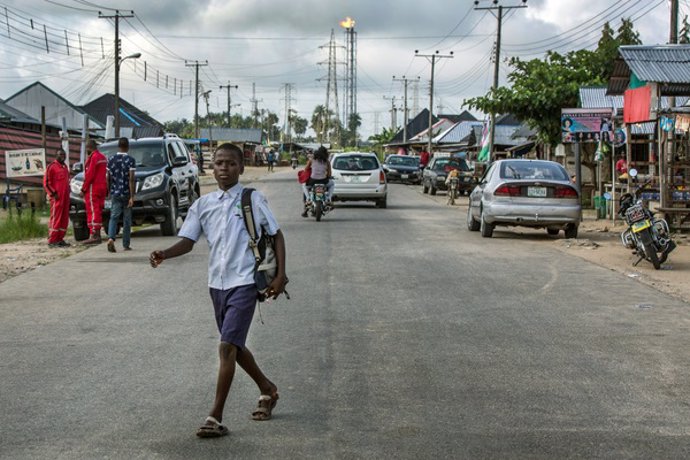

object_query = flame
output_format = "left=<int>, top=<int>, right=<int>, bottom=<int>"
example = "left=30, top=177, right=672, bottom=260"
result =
left=340, top=17, right=355, bottom=29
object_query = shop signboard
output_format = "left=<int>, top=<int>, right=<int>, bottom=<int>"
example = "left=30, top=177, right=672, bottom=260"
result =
left=561, top=108, right=614, bottom=144
left=4, top=148, right=46, bottom=178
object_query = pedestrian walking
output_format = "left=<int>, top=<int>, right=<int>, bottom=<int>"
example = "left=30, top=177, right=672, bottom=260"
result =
left=267, top=150, right=275, bottom=172
left=43, top=148, right=71, bottom=248
left=81, top=140, right=108, bottom=244
left=149, top=142, right=287, bottom=438
left=106, top=137, right=136, bottom=253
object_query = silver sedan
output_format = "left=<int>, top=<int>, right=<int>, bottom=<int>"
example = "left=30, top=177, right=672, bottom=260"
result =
left=467, top=159, right=581, bottom=238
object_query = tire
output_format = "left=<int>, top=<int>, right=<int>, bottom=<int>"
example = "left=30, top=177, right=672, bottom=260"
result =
left=467, top=206, right=480, bottom=231
left=564, top=225, right=578, bottom=239
left=639, top=230, right=661, bottom=269
left=480, top=210, right=494, bottom=238
left=72, top=223, right=89, bottom=241
left=160, top=194, right=179, bottom=236
left=430, top=183, right=437, bottom=195
left=376, top=196, right=387, bottom=208
left=422, top=181, right=429, bottom=194
left=547, top=228, right=560, bottom=236
left=315, top=201, right=323, bottom=221
left=182, top=188, right=200, bottom=222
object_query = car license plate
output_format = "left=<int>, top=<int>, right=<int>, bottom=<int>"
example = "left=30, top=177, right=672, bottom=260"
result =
left=632, top=219, right=652, bottom=233
left=401, top=174, right=409, bottom=179
left=104, top=199, right=111, bottom=210
left=527, top=187, right=546, bottom=197
left=344, top=176, right=361, bottom=183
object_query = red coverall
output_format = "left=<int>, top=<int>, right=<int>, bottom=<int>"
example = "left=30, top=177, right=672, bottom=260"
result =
left=43, top=160, right=70, bottom=244
left=82, top=149, right=108, bottom=237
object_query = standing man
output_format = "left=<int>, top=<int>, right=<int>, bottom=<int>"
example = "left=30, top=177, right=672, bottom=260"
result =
left=266, top=149, right=275, bottom=172
left=81, top=140, right=108, bottom=244
left=43, top=148, right=71, bottom=248
left=149, top=143, right=286, bottom=438
left=419, top=148, right=430, bottom=170
left=106, top=137, right=136, bottom=253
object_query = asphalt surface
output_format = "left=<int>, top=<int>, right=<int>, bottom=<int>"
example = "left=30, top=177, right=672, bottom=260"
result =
left=2, top=170, right=690, bottom=459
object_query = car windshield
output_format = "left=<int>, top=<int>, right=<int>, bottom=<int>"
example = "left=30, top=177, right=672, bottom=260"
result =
left=387, top=156, right=417, bottom=166
left=499, top=161, right=569, bottom=181
left=333, top=155, right=379, bottom=171
left=433, top=159, right=471, bottom=172
left=100, top=143, right=167, bottom=168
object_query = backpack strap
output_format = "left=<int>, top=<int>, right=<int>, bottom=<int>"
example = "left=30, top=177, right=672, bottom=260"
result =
left=241, top=188, right=262, bottom=266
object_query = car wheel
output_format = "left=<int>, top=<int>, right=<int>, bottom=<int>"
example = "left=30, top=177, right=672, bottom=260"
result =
left=376, top=196, right=387, bottom=208
left=564, top=224, right=578, bottom=239
left=422, top=181, right=429, bottom=194
left=467, top=206, right=480, bottom=231
left=160, top=193, right=179, bottom=236
left=429, top=183, right=437, bottom=195
left=480, top=210, right=494, bottom=238
left=72, top=222, right=89, bottom=241
left=547, top=228, right=560, bottom=236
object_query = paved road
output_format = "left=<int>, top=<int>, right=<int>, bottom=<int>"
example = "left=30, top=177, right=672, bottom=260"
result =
left=2, top=171, right=690, bottom=459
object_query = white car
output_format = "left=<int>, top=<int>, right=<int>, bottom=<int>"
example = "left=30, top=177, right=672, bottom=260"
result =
left=330, top=152, right=388, bottom=208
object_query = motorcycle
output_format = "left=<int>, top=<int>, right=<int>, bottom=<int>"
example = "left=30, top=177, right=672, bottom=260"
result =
left=305, top=183, right=331, bottom=221
left=291, top=157, right=299, bottom=169
left=618, top=169, right=676, bottom=269
left=446, top=175, right=459, bottom=205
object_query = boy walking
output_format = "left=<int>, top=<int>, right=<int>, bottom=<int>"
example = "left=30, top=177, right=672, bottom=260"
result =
left=106, top=137, right=136, bottom=252
left=149, top=143, right=287, bottom=438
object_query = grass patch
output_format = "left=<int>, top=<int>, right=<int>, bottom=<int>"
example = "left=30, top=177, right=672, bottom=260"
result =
left=0, top=211, right=48, bottom=243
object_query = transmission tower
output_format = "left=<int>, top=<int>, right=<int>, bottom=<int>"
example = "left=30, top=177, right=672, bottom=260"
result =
left=318, top=29, right=341, bottom=143
left=281, top=83, right=295, bottom=143
left=341, top=18, right=357, bottom=141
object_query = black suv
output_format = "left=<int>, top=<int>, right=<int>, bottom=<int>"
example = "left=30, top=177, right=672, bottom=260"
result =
left=69, top=134, right=200, bottom=240
left=421, top=156, right=475, bottom=195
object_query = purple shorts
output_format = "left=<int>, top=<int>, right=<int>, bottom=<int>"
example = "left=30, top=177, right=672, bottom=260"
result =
left=209, top=284, right=257, bottom=349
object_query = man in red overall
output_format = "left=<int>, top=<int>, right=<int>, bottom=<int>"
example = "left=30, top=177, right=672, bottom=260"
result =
left=43, top=148, right=71, bottom=248
left=81, top=140, right=108, bottom=244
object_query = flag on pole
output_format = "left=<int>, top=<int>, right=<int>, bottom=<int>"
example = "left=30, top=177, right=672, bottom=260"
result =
left=477, top=119, right=491, bottom=162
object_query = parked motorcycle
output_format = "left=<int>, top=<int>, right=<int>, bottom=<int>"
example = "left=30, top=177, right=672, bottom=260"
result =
left=305, top=183, right=331, bottom=221
left=618, top=169, right=676, bottom=269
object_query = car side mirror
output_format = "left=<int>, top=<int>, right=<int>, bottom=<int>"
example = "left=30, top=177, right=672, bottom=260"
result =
left=72, top=162, right=83, bottom=173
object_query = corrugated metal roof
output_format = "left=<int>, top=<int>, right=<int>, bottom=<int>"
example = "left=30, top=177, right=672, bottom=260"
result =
left=0, top=99, right=38, bottom=124
left=436, top=121, right=483, bottom=144
left=200, top=128, right=264, bottom=144
left=580, top=86, right=688, bottom=110
left=620, top=45, right=690, bottom=83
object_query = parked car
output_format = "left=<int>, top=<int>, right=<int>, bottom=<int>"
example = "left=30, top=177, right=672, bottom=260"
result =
left=466, top=159, right=581, bottom=238
left=421, top=156, right=474, bottom=195
left=330, top=152, right=388, bottom=208
left=382, top=154, right=421, bottom=184
left=69, top=134, right=200, bottom=240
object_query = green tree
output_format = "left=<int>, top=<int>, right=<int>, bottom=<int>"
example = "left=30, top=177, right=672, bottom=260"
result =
left=463, top=19, right=643, bottom=183
left=343, top=112, right=362, bottom=147
left=680, top=15, right=690, bottom=44
left=368, top=127, right=397, bottom=155
left=290, top=114, right=308, bottom=141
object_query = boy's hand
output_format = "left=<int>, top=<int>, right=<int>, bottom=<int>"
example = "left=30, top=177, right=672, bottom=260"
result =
left=149, top=250, right=165, bottom=268
left=266, top=274, right=288, bottom=299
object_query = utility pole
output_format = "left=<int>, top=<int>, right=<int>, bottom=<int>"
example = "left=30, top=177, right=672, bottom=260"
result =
left=281, top=83, right=295, bottom=143
left=250, top=83, right=262, bottom=128
left=219, top=82, right=238, bottom=127
left=671, top=0, right=679, bottom=44
left=415, top=50, right=454, bottom=155
left=185, top=60, right=208, bottom=139
left=383, top=96, right=397, bottom=131
left=474, top=0, right=527, bottom=160
left=393, top=76, right=420, bottom=143
left=99, top=9, right=134, bottom=138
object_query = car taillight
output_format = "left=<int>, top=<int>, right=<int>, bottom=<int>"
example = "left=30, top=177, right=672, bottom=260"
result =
left=553, top=186, right=578, bottom=198
left=494, top=184, right=521, bottom=196
left=379, top=170, right=386, bottom=184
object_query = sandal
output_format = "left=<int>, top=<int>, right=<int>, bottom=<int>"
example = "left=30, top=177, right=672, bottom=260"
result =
left=196, top=416, right=229, bottom=438
left=252, top=393, right=279, bottom=421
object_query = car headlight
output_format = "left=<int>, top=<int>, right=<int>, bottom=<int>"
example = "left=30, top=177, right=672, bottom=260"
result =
left=141, top=173, right=164, bottom=191
left=70, top=178, right=83, bottom=195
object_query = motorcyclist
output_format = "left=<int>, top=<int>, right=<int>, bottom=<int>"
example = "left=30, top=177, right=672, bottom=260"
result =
left=301, top=146, right=334, bottom=218
left=291, top=152, right=299, bottom=169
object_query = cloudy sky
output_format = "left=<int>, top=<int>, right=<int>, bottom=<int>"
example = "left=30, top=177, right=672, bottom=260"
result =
left=0, top=0, right=681, bottom=139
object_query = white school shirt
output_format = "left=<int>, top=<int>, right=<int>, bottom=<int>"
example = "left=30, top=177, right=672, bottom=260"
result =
left=178, top=183, right=280, bottom=290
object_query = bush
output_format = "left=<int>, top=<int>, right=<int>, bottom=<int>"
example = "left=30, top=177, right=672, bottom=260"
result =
left=0, top=212, right=47, bottom=244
